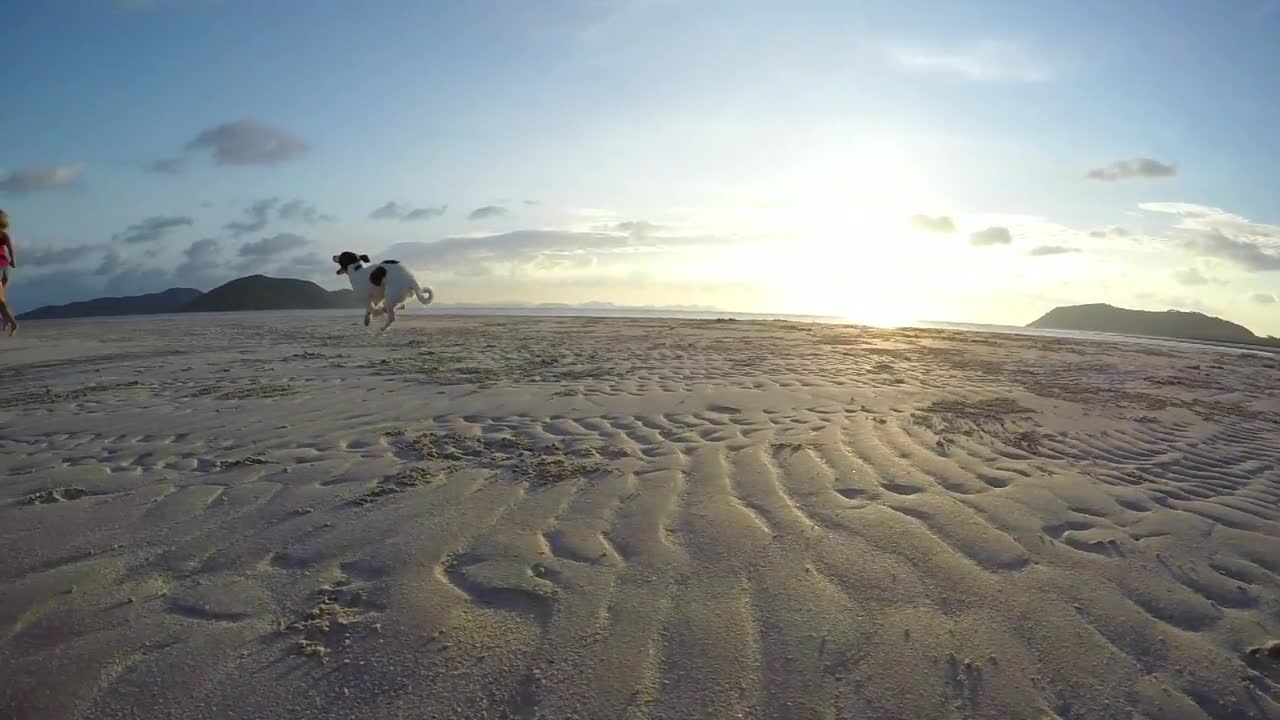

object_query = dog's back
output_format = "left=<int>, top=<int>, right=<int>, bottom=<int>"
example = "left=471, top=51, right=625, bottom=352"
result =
left=379, top=261, right=433, bottom=307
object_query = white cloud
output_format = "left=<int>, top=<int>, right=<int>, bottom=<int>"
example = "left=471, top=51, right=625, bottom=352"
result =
left=185, top=120, right=307, bottom=166
left=969, top=226, right=1012, bottom=246
left=1087, top=226, right=1131, bottom=239
left=1138, top=202, right=1232, bottom=219
left=908, top=214, right=956, bottom=233
left=383, top=227, right=734, bottom=277
left=1172, top=267, right=1226, bottom=286
left=469, top=205, right=509, bottom=220
left=370, top=201, right=410, bottom=220
left=96, top=248, right=125, bottom=276
left=277, top=199, right=335, bottom=224
left=1141, top=201, right=1280, bottom=271
left=112, top=0, right=168, bottom=9
left=1085, top=158, right=1176, bottom=181
left=0, top=164, right=85, bottom=193
left=1134, top=291, right=1215, bottom=314
left=1028, top=245, right=1080, bottom=257
left=1140, top=202, right=1280, bottom=241
left=404, top=205, right=447, bottom=222
left=593, top=220, right=664, bottom=236
left=238, top=232, right=309, bottom=258
left=370, top=201, right=447, bottom=222
left=174, top=238, right=226, bottom=286
left=225, top=198, right=278, bottom=237
left=23, top=244, right=103, bottom=268
left=112, top=215, right=193, bottom=244
left=1191, top=232, right=1280, bottom=271
left=147, top=157, right=187, bottom=174
left=891, top=42, right=1050, bottom=83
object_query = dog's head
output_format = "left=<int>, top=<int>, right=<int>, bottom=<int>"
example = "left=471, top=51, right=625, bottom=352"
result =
left=333, top=251, right=371, bottom=275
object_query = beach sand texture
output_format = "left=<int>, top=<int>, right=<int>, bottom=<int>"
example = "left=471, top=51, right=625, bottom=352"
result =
left=1, top=315, right=1279, bottom=720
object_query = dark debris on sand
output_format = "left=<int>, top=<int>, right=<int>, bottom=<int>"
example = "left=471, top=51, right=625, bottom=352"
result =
left=392, top=431, right=612, bottom=487
left=1249, top=640, right=1280, bottom=661
left=912, top=397, right=1042, bottom=452
left=214, top=455, right=272, bottom=470
left=279, top=581, right=380, bottom=663
left=3, top=381, right=146, bottom=407
left=24, top=486, right=91, bottom=505
left=925, top=397, right=1036, bottom=418
left=352, top=466, right=440, bottom=505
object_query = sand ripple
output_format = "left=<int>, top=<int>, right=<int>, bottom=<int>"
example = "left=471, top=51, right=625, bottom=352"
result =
left=1, top=316, right=1278, bottom=719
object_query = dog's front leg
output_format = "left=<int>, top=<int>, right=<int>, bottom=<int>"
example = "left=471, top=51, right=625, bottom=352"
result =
left=364, top=298, right=376, bottom=327
left=380, top=304, right=396, bottom=332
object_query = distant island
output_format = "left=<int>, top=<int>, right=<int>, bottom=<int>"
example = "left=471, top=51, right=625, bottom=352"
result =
left=27, top=287, right=1274, bottom=350
left=1029, top=303, right=1280, bottom=348
left=18, top=275, right=361, bottom=320
left=181, top=275, right=361, bottom=313
left=17, top=287, right=204, bottom=321
left=17, top=274, right=728, bottom=321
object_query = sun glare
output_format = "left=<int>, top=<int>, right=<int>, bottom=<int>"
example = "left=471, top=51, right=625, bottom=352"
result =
left=734, top=135, right=938, bottom=322
left=674, top=135, right=943, bottom=323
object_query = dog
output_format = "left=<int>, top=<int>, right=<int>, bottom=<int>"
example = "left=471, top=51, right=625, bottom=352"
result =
left=333, top=251, right=434, bottom=330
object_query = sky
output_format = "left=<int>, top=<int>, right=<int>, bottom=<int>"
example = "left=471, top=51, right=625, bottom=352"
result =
left=3, top=0, right=1279, bottom=333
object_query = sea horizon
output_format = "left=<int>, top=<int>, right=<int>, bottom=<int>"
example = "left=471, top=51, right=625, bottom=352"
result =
left=22, top=304, right=1277, bottom=357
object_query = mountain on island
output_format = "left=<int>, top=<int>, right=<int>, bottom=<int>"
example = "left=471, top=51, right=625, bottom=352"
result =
left=1028, top=303, right=1277, bottom=347
left=18, top=275, right=362, bottom=320
left=17, top=287, right=204, bottom=320
left=180, top=275, right=361, bottom=313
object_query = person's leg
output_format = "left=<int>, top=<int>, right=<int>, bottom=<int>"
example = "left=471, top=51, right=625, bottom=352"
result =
left=0, top=280, right=16, bottom=335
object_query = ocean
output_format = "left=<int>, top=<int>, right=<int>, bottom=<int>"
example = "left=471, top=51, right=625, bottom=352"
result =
left=42, top=306, right=1277, bottom=357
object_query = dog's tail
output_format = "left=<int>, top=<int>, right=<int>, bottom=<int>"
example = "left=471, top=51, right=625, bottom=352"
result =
left=415, top=285, right=434, bottom=306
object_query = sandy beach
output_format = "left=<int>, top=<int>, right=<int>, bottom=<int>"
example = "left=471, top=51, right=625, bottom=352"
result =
left=1, top=314, right=1278, bottom=720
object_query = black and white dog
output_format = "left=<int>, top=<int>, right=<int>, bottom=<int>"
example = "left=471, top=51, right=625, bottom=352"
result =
left=333, top=251, right=434, bottom=330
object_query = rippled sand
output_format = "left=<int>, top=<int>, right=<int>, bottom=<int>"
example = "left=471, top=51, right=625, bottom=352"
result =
left=2, top=314, right=1278, bottom=719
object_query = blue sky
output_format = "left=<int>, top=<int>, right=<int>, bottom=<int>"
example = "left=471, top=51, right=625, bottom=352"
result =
left=3, top=0, right=1279, bottom=332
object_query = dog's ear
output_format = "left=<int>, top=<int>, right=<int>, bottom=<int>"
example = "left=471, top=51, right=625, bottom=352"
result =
left=359, top=254, right=371, bottom=263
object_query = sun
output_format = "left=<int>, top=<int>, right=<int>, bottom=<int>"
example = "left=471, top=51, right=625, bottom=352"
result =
left=670, top=133, right=947, bottom=323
